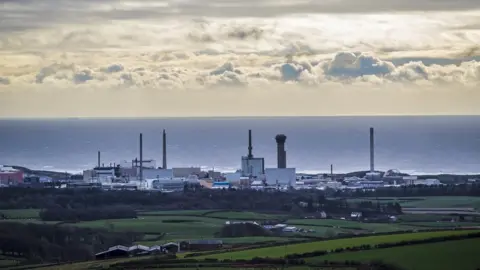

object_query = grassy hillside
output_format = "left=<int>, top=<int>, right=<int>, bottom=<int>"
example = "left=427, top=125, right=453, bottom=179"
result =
left=0, top=208, right=40, bottom=219
left=310, top=238, right=480, bottom=270
left=199, top=230, right=480, bottom=260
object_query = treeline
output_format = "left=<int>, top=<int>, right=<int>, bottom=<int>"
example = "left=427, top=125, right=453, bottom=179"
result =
left=39, top=205, right=137, bottom=222
left=111, top=254, right=404, bottom=270
left=0, top=188, right=400, bottom=216
left=0, top=222, right=142, bottom=263
left=217, top=223, right=273, bottom=238
left=339, top=183, right=480, bottom=197
left=295, top=195, right=402, bottom=216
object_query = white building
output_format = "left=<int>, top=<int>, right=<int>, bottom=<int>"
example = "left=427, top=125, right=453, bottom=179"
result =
left=84, top=167, right=116, bottom=183
left=264, top=168, right=296, bottom=187
left=241, top=157, right=265, bottom=178
left=224, top=172, right=242, bottom=182
left=413, top=178, right=441, bottom=186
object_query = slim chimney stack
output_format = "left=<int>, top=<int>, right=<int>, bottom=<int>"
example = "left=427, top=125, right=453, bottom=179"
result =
left=139, top=133, right=143, bottom=181
left=370, top=127, right=375, bottom=173
left=248, top=129, right=253, bottom=159
left=97, top=151, right=101, bottom=168
left=275, top=134, right=287, bottom=168
left=162, top=129, right=167, bottom=169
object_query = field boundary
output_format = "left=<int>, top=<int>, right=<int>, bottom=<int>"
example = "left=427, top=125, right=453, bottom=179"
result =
left=186, top=228, right=477, bottom=258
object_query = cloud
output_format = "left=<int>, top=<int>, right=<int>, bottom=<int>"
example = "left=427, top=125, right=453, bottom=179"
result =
left=2, top=51, right=479, bottom=89
left=102, top=64, right=124, bottom=73
left=0, top=0, right=479, bottom=117
left=0, top=77, right=10, bottom=85
left=324, top=52, right=395, bottom=77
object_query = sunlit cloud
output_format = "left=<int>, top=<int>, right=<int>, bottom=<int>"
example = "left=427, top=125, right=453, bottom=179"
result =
left=0, top=0, right=479, bottom=117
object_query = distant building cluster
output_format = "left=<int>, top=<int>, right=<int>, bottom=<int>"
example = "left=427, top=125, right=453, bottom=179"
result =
left=3, top=127, right=448, bottom=191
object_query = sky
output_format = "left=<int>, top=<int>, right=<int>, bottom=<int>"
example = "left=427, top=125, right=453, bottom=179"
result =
left=0, top=0, right=479, bottom=117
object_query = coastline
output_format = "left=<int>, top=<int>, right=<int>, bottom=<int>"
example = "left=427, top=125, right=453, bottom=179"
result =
left=10, top=165, right=480, bottom=182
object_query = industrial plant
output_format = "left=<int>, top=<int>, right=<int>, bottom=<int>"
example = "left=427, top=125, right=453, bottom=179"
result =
left=2, top=127, right=444, bottom=191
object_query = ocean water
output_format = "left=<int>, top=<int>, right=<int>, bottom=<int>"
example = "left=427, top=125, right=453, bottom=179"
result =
left=0, top=116, right=479, bottom=175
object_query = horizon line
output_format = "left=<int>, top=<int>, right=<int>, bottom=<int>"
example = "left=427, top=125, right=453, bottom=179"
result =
left=1, top=114, right=479, bottom=120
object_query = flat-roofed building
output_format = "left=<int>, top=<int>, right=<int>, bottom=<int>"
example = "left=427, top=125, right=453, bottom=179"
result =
left=0, top=166, right=23, bottom=184
left=265, top=168, right=296, bottom=187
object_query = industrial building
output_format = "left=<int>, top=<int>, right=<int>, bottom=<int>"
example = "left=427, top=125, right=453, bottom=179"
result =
left=240, top=130, right=265, bottom=178
left=0, top=166, right=23, bottom=185
left=172, top=167, right=202, bottom=178
left=81, top=131, right=199, bottom=191
left=48, top=126, right=447, bottom=192
left=151, top=179, right=185, bottom=191
left=265, top=168, right=296, bottom=186
left=211, top=181, right=231, bottom=189
left=261, top=134, right=296, bottom=187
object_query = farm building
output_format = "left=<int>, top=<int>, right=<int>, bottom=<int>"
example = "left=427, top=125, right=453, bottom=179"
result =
left=162, top=242, right=180, bottom=253
left=179, top=239, right=223, bottom=251
left=95, top=245, right=130, bottom=260
left=95, top=244, right=167, bottom=260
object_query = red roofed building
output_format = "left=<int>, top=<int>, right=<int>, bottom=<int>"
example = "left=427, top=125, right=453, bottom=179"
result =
left=0, top=166, right=23, bottom=184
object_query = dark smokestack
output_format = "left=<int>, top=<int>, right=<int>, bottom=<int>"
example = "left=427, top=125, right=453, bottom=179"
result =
left=140, top=133, right=143, bottom=181
left=331, top=164, right=333, bottom=178
left=97, top=151, right=101, bottom=168
left=275, top=134, right=287, bottom=168
left=247, top=129, right=253, bottom=159
left=162, top=129, right=167, bottom=169
left=370, top=127, right=374, bottom=172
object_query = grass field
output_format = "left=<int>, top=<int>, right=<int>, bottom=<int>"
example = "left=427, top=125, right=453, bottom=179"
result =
left=71, top=216, right=225, bottom=239
left=287, top=219, right=420, bottom=233
left=0, top=209, right=40, bottom=219
left=138, top=236, right=296, bottom=246
left=310, top=238, right=480, bottom=270
left=199, top=230, right=480, bottom=260
left=203, top=211, right=287, bottom=220
left=139, top=210, right=212, bottom=216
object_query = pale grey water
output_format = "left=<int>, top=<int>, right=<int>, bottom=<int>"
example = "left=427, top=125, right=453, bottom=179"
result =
left=0, top=116, right=479, bottom=174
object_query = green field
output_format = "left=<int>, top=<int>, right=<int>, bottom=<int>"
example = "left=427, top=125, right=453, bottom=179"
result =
left=203, top=211, right=286, bottom=220
left=0, top=208, right=40, bottom=219
left=311, top=238, right=480, bottom=270
left=71, top=216, right=225, bottom=239
left=199, top=230, right=480, bottom=260
left=138, top=236, right=296, bottom=246
left=139, top=210, right=212, bottom=216
left=287, top=219, right=420, bottom=233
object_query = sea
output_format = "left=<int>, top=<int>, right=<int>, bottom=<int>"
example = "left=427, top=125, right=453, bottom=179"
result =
left=0, top=116, right=479, bottom=175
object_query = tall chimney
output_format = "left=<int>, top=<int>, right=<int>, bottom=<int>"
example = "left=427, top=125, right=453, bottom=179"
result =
left=97, top=151, right=101, bottom=168
left=139, top=133, right=143, bottom=181
left=370, top=127, right=375, bottom=173
left=275, top=134, right=287, bottom=168
left=247, top=129, right=253, bottom=159
left=162, top=129, right=167, bottom=169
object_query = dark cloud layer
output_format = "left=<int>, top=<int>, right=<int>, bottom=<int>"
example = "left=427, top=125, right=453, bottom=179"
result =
left=1, top=0, right=479, bottom=33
